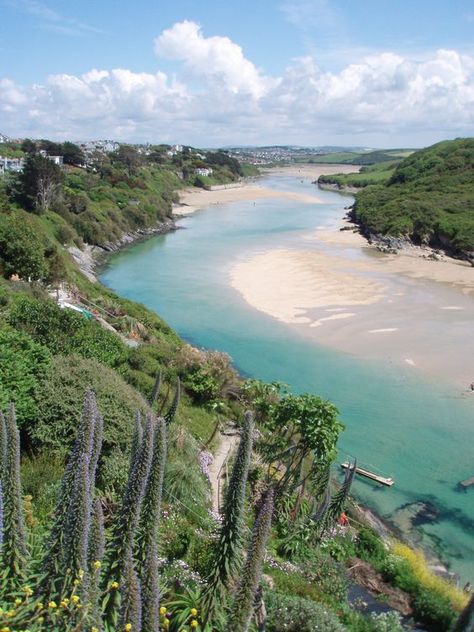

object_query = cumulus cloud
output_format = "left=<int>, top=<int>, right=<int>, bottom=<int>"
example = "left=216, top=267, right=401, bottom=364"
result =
left=154, top=20, right=274, bottom=99
left=0, top=21, right=473, bottom=145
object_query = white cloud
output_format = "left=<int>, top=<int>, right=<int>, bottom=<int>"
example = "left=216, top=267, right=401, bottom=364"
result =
left=154, top=20, right=274, bottom=99
left=1, top=22, right=473, bottom=146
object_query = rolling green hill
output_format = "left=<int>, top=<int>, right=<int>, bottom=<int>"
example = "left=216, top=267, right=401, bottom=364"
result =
left=350, top=138, right=474, bottom=261
left=301, top=148, right=414, bottom=165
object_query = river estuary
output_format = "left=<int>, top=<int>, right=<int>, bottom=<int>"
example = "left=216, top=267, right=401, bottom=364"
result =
left=101, top=171, right=474, bottom=582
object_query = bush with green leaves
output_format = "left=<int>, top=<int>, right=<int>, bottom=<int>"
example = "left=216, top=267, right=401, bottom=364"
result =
left=264, top=591, right=348, bottom=632
left=8, top=295, right=127, bottom=368
left=412, top=588, right=456, bottom=631
left=32, top=354, right=149, bottom=460
left=0, top=211, right=48, bottom=280
left=0, top=327, right=51, bottom=428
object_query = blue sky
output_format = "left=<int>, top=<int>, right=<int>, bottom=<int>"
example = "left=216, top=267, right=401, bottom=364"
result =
left=1, top=0, right=473, bottom=146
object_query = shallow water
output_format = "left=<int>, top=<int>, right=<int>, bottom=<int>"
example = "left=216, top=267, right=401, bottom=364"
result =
left=101, top=174, right=474, bottom=581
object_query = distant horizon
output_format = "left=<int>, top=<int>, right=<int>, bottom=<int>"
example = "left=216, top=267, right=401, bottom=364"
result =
left=1, top=1, right=473, bottom=146
left=3, top=132, right=473, bottom=153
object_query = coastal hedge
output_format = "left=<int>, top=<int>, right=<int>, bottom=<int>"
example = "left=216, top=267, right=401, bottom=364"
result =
left=31, top=354, right=150, bottom=456
left=0, top=326, right=51, bottom=427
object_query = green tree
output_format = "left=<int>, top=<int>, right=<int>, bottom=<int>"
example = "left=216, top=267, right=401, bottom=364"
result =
left=62, top=141, right=85, bottom=166
left=258, top=393, right=344, bottom=495
left=17, top=154, right=64, bottom=213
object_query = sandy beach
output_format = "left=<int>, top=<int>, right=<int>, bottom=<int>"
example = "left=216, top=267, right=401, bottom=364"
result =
left=173, top=164, right=359, bottom=216
left=230, top=223, right=474, bottom=388
left=173, top=184, right=322, bottom=215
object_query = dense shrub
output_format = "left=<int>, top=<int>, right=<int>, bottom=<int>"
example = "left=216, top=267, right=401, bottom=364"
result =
left=0, top=211, right=47, bottom=279
left=31, top=354, right=149, bottom=455
left=355, top=527, right=387, bottom=566
left=265, top=591, right=348, bottom=631
left=8, top=295, right=127, bottom=368
left=0, top=326, right=51, bottom=427
left=412, top=588, right=456, bottom=631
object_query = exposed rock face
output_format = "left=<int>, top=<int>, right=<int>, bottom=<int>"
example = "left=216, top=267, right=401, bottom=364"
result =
left=347, top=557, right=413, bottom=616
left=101, top=219, right=178, bottom=252
left=68, top=219, right=178, bottom=280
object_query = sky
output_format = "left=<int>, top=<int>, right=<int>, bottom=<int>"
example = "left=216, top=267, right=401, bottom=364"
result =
left=1, top=0, right=474, bottom=147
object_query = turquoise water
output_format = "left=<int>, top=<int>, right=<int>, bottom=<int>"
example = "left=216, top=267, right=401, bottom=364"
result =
left=101, top=175, right=474, bottom=581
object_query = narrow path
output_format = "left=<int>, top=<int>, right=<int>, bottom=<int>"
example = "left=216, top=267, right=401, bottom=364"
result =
left=208, top=429, right=240, bottom=514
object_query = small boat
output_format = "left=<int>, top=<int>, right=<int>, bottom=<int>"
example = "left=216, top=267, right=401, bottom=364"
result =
left=341, top=462, right=394, bottom=487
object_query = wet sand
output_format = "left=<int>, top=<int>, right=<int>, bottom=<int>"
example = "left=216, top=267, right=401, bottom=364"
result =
left=230, top=224, right=474, bottom=389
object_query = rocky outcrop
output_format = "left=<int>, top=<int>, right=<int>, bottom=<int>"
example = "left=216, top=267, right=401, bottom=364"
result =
left=347, top=558, right=413, bottom=616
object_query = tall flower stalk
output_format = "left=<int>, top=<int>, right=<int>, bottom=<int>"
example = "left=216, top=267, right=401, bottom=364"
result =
left=201, top=411, right=254, bottom=627
left=2, top=403, right=28, bottom=586
left=227, top=488, right=274, bottom=632
left=103, top=414, right=154, bottom=627
left=137, top=417, right=167, bottom=562
left=41, top=390, right=100, bottom=590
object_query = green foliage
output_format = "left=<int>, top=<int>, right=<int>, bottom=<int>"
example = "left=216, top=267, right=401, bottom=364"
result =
left=352, top=138, right=474, bottom=256
left=0, top=211, right=48, bottom=279
left=16, top=154, right=64, bottom=213
left=412, top=588, right=456, bottom=631
left=355, top=528, right=387, bottom=566
left=8, top=295, right=127, bottom=368
left=31, top=354, right=149, bottom=459
left=318, top=162, right=398, bottom=189
left=258, top=392, right=344, bottom=496
left=264, top=591, right=348, bottom=632
left=0, top=327, right=51, bottom=428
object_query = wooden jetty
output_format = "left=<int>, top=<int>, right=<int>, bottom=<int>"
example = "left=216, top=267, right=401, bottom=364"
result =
left=341, top=462, right=394, bottom=487
left=458, top=476, right=474, bottom=490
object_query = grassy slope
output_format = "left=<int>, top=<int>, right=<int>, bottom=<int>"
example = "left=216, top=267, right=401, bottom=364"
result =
left=351, top=138, right=474, bottom=257
left=301, top=148, right=414, bottom=165
left=318, top=161, right=399, bottom=189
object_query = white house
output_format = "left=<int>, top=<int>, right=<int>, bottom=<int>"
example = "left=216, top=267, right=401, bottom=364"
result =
left=195, top=167, right=213, bottom=177
left=0, top=156, right=25, bottom=174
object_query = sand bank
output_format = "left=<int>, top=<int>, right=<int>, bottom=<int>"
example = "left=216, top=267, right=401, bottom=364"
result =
left=173, top=164, right=361, bottom=216
left=311, top=225, right=474, bottom=295
left=230, top=236, right=474, bottom=387
left=263, top=163, right=360, bottom=179
left=173, top=184, right=322, bottom=216
left=230, top=249, right=384, bottom=324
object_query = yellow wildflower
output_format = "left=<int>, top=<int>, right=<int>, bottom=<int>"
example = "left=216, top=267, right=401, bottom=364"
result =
left=24, top=587, right=33, bottom=597
left=73, top=578, right=81, bottom=586
left=1, top=626, right=10, bottom=632
left=91, top=627, right=99, bottom=632
left=93, top=560, right=101, bottom=570
left=14, top=598, right=22, bottom=606
left=38, top=618, right=44, bottom=624
left=159, top=606, right=167, bottom=615
left=124, top=624, right=132, bottom=631
left=78, top=569, right=84, bottom=579
left=71, top=595, right=80, bottom=604
left=190, top=620, right=198, bottom=629
left=111, top=581, right=119, bottom=589
left=60, top=600, right=69, bottom=608
left=190, top=608, right=198, bottom=616
left=6, top=611, right=15, bottom=618
left=48, top=601, right=57, bottom=609
left=36, top=602, right=43, bottom=610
